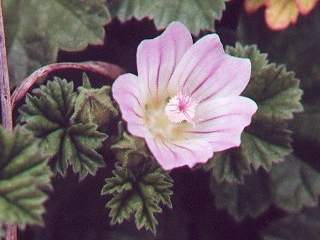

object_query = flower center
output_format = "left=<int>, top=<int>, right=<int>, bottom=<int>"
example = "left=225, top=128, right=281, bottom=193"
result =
left=165, top=93, right=198, bottom=124
left=143, top=93, right=197, bottom=141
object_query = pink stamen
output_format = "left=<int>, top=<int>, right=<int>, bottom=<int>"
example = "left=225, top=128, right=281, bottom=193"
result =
left=165, top=93, right=198, bottom=124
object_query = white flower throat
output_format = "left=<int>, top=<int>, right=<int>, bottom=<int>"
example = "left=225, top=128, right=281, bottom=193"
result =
left=165, top=93, right=198, bottom=125
left=143, top=92, right=198, bottom=141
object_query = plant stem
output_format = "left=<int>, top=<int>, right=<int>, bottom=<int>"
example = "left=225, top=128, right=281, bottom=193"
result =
left=11, top=61, right=124, bottom=108
left=0, top=0, right=12, bottom=130
left=4, top=225, right=16, bottom=240
left=0, top=1, right=16, bottom=240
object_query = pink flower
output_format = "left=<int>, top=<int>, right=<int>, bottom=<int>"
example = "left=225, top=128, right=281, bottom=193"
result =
left=112, top=22, right=258, bottom=170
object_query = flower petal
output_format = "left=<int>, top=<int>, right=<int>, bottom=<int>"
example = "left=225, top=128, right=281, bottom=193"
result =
left=168, top=33, right=225, bottom=95
left=145, top=134, right=213, bottom=170
left=112, top=73, right=147, bottom=137
left=137, top=22, right=193, bottom=100
left=186, top=96, right=257, bottom=151
left=191, top=55, right=251, bottom=103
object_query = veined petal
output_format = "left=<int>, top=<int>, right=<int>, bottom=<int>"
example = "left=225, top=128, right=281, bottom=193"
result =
left=191, top=55, right=251, bottom=103
left=137, top=22, right=193, bottom=100
left=186, top=96, right=257, bottom=151
left=145, top=134, right=213, bottom=170
left=112, top=73, right=147, bottom=137
left=168, top=34, right=225, bottom=95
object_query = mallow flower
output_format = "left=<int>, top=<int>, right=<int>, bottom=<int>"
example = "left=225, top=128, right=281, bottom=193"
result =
left=112, top=22, right=257, bottom=170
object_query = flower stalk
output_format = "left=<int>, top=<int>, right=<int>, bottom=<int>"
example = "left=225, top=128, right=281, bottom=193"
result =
left=11, top=61, right=124, bottom=108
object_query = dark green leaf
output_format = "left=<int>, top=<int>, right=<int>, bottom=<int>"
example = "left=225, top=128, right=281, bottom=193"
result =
left=0, top=126, right=52, bottom=227
left=211, top=155, right=320, bottom=221
left=111, top=130, right=150, bottom=167
left=19, top=77, right=107, bottom=179
left=261, top=207, right=320, bottom=240
left=4, top=0, right=110, bottom=86
left=227, top=44, right=303, bottom=122
left=211, top=169, right=272, bottom=221
left=270, top=155, right=320, bottom=212
left=291, top=101, right=320, bottom=146
left=101, top=162, right=173, bottom=234
left=108, top=0, right=228, bottom=34
left=204, top=43, right=302, bottom=183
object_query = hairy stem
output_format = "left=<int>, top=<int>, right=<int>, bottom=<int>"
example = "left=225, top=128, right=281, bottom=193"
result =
left=11, top=61, right=124, bottom=108
left=0, top=1, right=16, bottom=240
left=0, top=0, right=12, bottom=130
left=5, top=225, right=16, bottom=240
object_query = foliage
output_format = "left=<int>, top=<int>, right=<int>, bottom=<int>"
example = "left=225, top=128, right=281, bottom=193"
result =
left=0, top=126, right=52, bottom=227
left=204, top=43, right=302, bottom=183
left=261, top=206, right=320, bottom=240
left=19, top=77, right=107, bottom=180
left=211, top=155, right=320, bottom=221
left=270, top=155, right=320, bottom=212
left=101, top=162, right=173, bottom=234
left=4, top=0, right=110, bottom=86
left=211, top=169, right=272, bottom=221
left=291, top=101, right=320, bottom=146
left=111, top=127, right=150, bottom=166
left=107, top=0, right=228, bottom=34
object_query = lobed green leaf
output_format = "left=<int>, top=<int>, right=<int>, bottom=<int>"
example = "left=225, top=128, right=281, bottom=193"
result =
left=211, top=155, right=320, bottom=221
left=0, top=126, right=52, bottom=227
left=19, top=77, right=107, bottom=180
left=4, top=0, right=110, bottom=86
left=101, top=162, right=173, bottom=234
left=108, top=0, right=228, bottom=34
left=205, top=43, right=302, bottom=183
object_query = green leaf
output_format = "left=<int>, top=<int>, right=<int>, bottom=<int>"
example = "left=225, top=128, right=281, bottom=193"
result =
left=227, top=44, right=303, bottom=121
left=108, top=0, right=228, bottom=34
left=0, top=126, right=52, bottom=227
left=4, top=0, right=110, bottom=86
left=72, top=76, right=118, bottom=127
left=261, top=207, right=320, bottom=240
left=19, top=77, right=107, bottom=179
left=101, top=162, right=173, bottom=234
left=211, top=155, right=320, bottom=221
left=204, top=43, right=302, bottom=183
left=211, top=169, right=272, bottom=221
left=291, top=101, right=320, bottom=146
left=111, top=130, right=150, bottom=167
left=270, top=155, right=320, bottom=212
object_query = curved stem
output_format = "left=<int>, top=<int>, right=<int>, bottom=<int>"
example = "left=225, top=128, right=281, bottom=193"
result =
left=11, top=61, right=124, bottom=108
